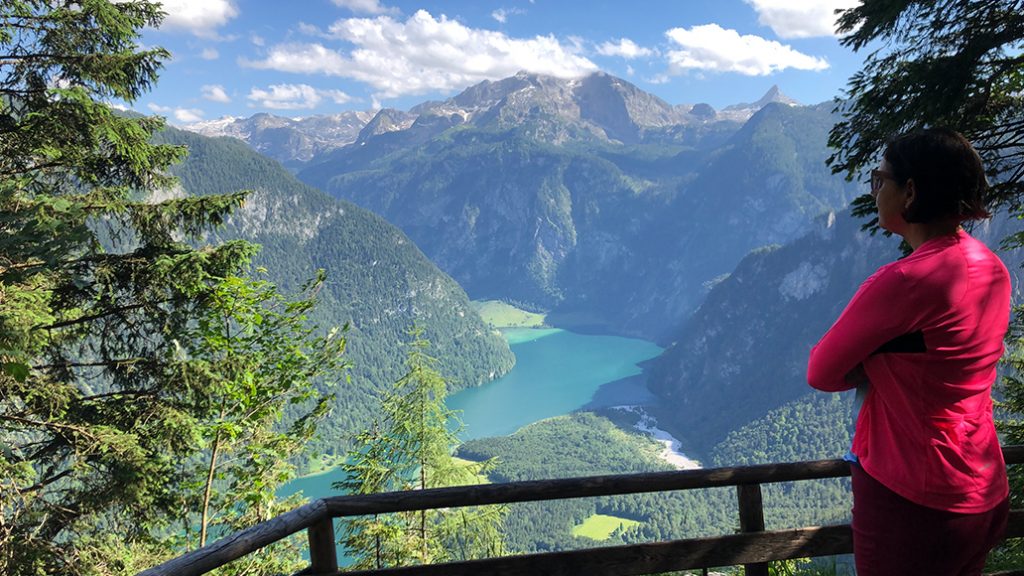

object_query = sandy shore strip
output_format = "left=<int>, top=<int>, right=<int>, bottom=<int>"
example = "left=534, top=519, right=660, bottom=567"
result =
left=612, top=405, right=701, bottom=469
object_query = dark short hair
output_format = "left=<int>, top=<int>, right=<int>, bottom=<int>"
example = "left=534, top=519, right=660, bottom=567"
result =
left=883, top=128, right=991, bottom=223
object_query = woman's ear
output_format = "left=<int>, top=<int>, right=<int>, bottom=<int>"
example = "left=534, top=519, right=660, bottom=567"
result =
left=903, top=178, right=917, bottom=210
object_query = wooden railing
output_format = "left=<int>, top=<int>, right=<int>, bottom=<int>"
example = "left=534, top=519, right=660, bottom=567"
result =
left=139, top=445, right=1024, bottom=576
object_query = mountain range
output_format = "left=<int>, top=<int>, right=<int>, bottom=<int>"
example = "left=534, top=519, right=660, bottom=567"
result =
left=286, top=72, right=858, bottom=341
left=186, top=110, right=376, bottom=170
left=186, top=72, right=794, bottom=171
left=179, top=70, right=1022, bottom=463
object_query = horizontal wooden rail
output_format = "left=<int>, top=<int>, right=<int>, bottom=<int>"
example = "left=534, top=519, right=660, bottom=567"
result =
left=327, top=510, right=1024, bottom=576
left=341, top=524, right=856, bottom=576
left=139, top=444, right=1024, bottom=576
left=321, top=458, right=853, bottom=517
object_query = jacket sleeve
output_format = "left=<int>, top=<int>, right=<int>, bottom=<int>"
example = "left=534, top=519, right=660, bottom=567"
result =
left=807, top=264, right=913, bottom=392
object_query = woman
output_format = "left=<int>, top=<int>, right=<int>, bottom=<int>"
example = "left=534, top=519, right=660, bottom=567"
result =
left=807, top=128, right=1010, bottom=575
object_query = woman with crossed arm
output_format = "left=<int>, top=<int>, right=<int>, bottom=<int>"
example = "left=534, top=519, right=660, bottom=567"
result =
left=808, top=128, right=1010, bottom=576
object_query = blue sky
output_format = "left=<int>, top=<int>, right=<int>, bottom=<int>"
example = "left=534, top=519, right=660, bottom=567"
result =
left=138, top=0, right=868, bottom=124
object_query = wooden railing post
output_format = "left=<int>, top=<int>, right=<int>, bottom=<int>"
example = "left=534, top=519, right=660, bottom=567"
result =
left=737, top=483, right=768, bottom=576
left=308, top=518, right=338, bottom=574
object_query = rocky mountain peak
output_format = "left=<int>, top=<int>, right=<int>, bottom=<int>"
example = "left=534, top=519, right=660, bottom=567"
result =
left=724, top=85, right=800, bottom=112
left=355, top=108, right=417, bottom=142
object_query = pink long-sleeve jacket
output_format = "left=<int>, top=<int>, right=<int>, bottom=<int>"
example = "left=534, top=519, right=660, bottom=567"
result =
left=808, top=229, right=1010, bottom=513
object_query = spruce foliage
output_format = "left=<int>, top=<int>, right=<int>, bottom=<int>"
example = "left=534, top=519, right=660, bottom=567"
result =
left=338, top=327, right=504, bottom=569
left=0, top=2, right=347, bottom=573
left=828, top=0, right=1024, bottom=227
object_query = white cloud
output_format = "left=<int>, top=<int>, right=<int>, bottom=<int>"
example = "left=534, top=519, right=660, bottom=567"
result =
left=251, top=33, right=265, bottom=47
left=242, top=10, right=598, bottom=100
left=331, top=0, right=398, bottom=15
left=246, top=83, right=353, bottom=110
left=201, top=84, right=231, bottom=103
left=173, top=108, right=204, bottom=123
left=148, top=103, right=204, bottom=123
left=664, top=24, right=828, bottom=76
left=200, top=47, right=219, bottom=60
left=597, top=38, right=654, bottom=59
left=491, top=8, right=525, bottom=23
left=158, top=0, right=239, bottom=37
left=744, top=0, right=860, bottom=39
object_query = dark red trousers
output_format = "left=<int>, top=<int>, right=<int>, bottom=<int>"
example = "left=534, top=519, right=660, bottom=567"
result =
left=851, top=463, right=1009, bottom=575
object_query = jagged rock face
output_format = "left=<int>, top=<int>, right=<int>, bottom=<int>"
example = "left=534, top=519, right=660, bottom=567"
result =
left=575, top=73, right=685, bottom=143
left=356, top=108, right=417, bottom=141
left=297, top=73, right=857, bottom=339
left=410, top=71, right=717, bottom=144
left=647, top=210, right=1024, bottom=454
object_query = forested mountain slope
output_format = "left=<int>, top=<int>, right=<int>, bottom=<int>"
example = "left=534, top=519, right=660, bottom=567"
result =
left=295, top=72, right=861, bottom=341
left=155, top=127, right=514, bottom=457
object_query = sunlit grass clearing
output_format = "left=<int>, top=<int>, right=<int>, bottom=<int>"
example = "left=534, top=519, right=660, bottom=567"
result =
left=571, top=513, right=642, bottom=540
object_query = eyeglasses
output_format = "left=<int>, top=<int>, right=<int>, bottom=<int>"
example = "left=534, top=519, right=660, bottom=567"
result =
left=870, top=169, right=898, bottom=193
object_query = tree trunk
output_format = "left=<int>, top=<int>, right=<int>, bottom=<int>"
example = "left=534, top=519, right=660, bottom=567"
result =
left=200, top=431, right=221, bottom=548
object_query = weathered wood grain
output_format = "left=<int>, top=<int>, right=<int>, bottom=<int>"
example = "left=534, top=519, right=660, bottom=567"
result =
left=308, top=517, right=339, bottom=574
left=737, top=483, right=768, bottom=576
left=137, top=499, right=328, bottom=576
left=340, top=525, right=853, bottom=576
left=324, top=458, right=853, bottom=517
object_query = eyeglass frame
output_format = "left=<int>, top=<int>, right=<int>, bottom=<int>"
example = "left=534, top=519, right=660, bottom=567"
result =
left=870, top=169, right=900, bottom=193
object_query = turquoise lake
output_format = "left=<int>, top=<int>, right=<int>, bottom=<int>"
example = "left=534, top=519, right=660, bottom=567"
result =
left=448, top=328, right=663, bottom=441
left=279, top=328, right=662, bottom=499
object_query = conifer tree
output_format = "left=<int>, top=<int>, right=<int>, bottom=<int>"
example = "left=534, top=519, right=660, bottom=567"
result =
left=827, top=0, right=1024, bottom=228
left=0, top=2, right=346, bottom=574
left=171, top=271, right=346, bottom=576
left=338, top=326, right=504, bottom=569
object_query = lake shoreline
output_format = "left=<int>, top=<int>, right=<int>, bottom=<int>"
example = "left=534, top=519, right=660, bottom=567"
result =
left=610, top=405, right=702, bottom=470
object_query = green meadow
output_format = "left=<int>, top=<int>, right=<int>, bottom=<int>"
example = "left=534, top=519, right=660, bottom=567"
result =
left=571, top=514, right=642, bottom=541
left=472, top=300, right=547, bottom=328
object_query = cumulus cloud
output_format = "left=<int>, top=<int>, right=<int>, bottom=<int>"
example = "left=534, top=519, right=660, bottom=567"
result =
left=246, top=83, right=353, bottom=109
left=201, top=84, right=231, bottom=103
left=596, top=38, right=654, bottom=59
left=200, top=47, right=219, bottom=60
left=745, top=0, right=860, bottom=39
left=148, top=103, right=204, bottom=123
left=242, top=10, right=598, bottom=100
left=331, top=0, right=398, bottom=15
left=158, top=0, right=238, bottom=37
left=664, top=24, right=828, bottom=76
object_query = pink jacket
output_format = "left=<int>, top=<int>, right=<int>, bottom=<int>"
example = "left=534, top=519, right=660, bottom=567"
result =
left=808, top=230, right=1010, bottom=513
